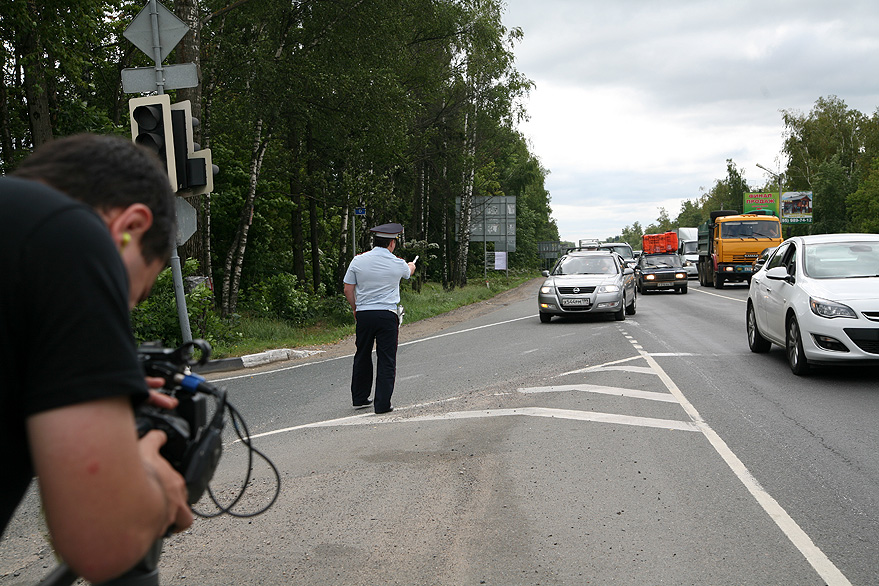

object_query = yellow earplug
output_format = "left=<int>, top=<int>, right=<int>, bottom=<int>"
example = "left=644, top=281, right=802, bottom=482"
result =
left=121, top=232, right=132, bottom=250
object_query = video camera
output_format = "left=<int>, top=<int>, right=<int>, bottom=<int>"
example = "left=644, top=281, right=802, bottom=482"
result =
left=39, top=340, right=279, bottom=586
left=136, top=339, right=224, bottom=505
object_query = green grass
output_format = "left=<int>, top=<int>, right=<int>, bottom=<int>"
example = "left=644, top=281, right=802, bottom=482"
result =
left=211, top=272, right=537, bottom=358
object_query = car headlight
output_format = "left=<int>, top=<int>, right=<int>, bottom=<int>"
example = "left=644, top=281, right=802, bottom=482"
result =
left=598, top=284, right=620, bottom=293
left=809, top=297, right=857, bottom=319
left=540, top=286, right=553, bottom=294
left=645, top=274, right=655, bottom=281
left=675, top=273, right=686, bottom=280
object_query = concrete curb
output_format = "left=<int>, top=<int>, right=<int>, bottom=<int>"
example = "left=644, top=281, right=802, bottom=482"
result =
left=194, top=348, right=323, bottom=374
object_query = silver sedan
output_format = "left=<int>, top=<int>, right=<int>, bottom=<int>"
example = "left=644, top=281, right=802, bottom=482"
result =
left=538, top=250, right=636, bottom=323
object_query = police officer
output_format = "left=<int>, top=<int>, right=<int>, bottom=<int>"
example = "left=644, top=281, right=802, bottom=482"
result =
left=343, top=223, right=417, bottom=414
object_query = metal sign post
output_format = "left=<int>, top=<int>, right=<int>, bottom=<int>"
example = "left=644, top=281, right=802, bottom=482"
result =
left=123, top=0, right=196, bottom=342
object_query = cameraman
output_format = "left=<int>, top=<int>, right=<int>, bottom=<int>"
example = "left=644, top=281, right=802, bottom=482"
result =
left=0, top=134, right=193, bottom=583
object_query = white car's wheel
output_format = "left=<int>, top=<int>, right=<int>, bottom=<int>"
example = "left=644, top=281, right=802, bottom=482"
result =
left=786, top=316, right=810, bottom=375
left=747, top=302, right=771, bottom=353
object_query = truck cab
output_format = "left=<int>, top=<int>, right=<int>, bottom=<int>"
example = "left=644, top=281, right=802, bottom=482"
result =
left=697, top=211, right=783, bottom=288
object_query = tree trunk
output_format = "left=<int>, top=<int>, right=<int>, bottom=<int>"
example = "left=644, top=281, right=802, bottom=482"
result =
left=291, top=174, right=306, bottom=283
left=336, top=204, right=350, bottom=289
left=0, top=76, right=13, bottom=170
left=310, top=192, right=320, bottom=291
left=455, top=109, right=476, bottom=287
left=221, top=118, right=270, bottom=316
left=21, top=0, right=52, bottom=147
left=307, top=126, right=321, bottom=292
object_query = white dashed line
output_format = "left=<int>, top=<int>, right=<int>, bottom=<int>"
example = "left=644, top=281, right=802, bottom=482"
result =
left=624, top=331, right=852, bottom=586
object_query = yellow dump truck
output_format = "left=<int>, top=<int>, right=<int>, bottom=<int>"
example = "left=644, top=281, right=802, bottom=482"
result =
left=697, top=210, right=783, bottom=288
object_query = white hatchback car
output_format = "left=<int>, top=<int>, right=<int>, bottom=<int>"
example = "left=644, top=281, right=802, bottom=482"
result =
left=746, top=234, right=879, bottom=375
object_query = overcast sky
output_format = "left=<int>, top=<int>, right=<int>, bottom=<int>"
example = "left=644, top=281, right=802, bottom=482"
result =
left=501, top=0, right=879, bottom=244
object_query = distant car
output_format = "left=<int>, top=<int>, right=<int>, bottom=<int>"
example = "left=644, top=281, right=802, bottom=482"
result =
left=635, top=253, right=688, bottom=294
left=538, top=250, right=636, bottom=322
left=746, top=234, right=879, bottom=375
left=678, top=239, right=699, bottom=278
left=752, top=246, right=777, bottom=273
left=599, top=242, right=636, bottom=267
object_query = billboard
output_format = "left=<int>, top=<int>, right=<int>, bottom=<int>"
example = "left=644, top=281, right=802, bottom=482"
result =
left=744, top=192, right=779, bottom=216
left=455, top=195, right=517, bottom=251
left=780, top=191, right=813, bottom=224
left=744, top=191, right=813, bottom=224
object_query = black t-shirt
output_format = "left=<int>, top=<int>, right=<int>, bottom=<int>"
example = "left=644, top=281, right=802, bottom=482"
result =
left=0, top=177, right=148, bottom=532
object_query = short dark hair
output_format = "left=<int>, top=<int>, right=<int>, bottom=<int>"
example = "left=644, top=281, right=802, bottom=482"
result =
left=374, top=236, right=394, bottom=248
left=12, top=134, right=176, bottom=264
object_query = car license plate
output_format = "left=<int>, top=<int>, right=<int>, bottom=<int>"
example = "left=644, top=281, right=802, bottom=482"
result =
left=656, top=282, right=673, bottom=287
left=562, top=298, right=590, bottom=306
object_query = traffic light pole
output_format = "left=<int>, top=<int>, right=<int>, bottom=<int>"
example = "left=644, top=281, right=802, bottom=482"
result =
left=125, top=0, right=215, bottom=344
left=147, top=0, right=192, bottom=344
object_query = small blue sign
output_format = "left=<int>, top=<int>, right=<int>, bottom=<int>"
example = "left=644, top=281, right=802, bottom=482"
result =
left=354, top=207, right=366, bottom=216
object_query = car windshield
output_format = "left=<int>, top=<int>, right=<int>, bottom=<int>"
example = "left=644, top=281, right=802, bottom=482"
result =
left=554, top=256, right=618, bottom=275
left=720, top=220, right=780, bottom=239
left=803, top=241, right=879, bottom=279
left=681, top=241, right=698, bottom=254
left=641, top=254, right=681, bottom=268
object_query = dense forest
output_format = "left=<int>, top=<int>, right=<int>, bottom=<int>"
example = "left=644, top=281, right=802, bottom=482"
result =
left=613, top=95, right=879, bottom=249
left=1, top=0, right=560, bottom=320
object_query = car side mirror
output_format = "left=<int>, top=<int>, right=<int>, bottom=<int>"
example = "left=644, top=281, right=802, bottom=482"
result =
left=623, top=267, right=634, bottom=275
left=765, top=266, right=791, bottom=281
left=541, top=270, right=550, bottom=277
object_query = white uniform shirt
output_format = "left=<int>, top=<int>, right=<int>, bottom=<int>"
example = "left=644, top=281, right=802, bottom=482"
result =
left=343, top=246, right=411, bottom=312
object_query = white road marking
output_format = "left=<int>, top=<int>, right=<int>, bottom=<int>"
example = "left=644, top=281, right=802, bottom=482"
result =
left=222, top=309, right=852, bottom=585
left=385, top=407, right=700, bottom=432
left=397, top=314, right=535, bottom=347
left=627, top=332, right=852, bottom=586
left=213, top=314, right=536, bottom=382
left=519, top=383, right=679, bottom=403
left=693, top=287, right=747, bottom=303
left=257, top=407, right=700, bottom=433
left=557, top=355, right=642, bottom=376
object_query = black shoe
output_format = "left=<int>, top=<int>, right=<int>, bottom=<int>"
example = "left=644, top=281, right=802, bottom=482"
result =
left=353, top=400, right=373, bottom=410
left=374, top=406, right=393, bottom=414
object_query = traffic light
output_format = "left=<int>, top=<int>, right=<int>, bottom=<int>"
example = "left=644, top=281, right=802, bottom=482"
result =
left=129, top=95, right=177, bottom=190
left=170, top=100, right=216, bottom=195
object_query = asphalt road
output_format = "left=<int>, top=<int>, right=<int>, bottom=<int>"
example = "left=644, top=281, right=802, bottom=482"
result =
left=2, top=279, right=877, bottom=585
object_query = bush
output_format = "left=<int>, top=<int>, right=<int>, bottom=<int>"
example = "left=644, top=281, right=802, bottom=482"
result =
left=131, top=260, right=239, bottom=349
left=240, top=273, right=310, bottom=324
left=309, top=283, right=353, bottom=326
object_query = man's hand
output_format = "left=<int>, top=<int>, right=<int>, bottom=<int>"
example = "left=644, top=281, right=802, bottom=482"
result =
left=343, top=282, right=357, bottom=319
left=139, top=430, right=193, bottom=532
left=27, top=397, right=193, bottom=583
left=145, top=376, right=179, bottom=410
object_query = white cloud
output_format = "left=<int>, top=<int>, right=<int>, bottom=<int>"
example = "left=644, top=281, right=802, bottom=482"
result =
left=503, top=0, right=879, bottom=243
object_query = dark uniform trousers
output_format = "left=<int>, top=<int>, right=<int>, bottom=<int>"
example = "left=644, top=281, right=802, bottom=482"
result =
left=351, top=310, right=399, bottom=411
